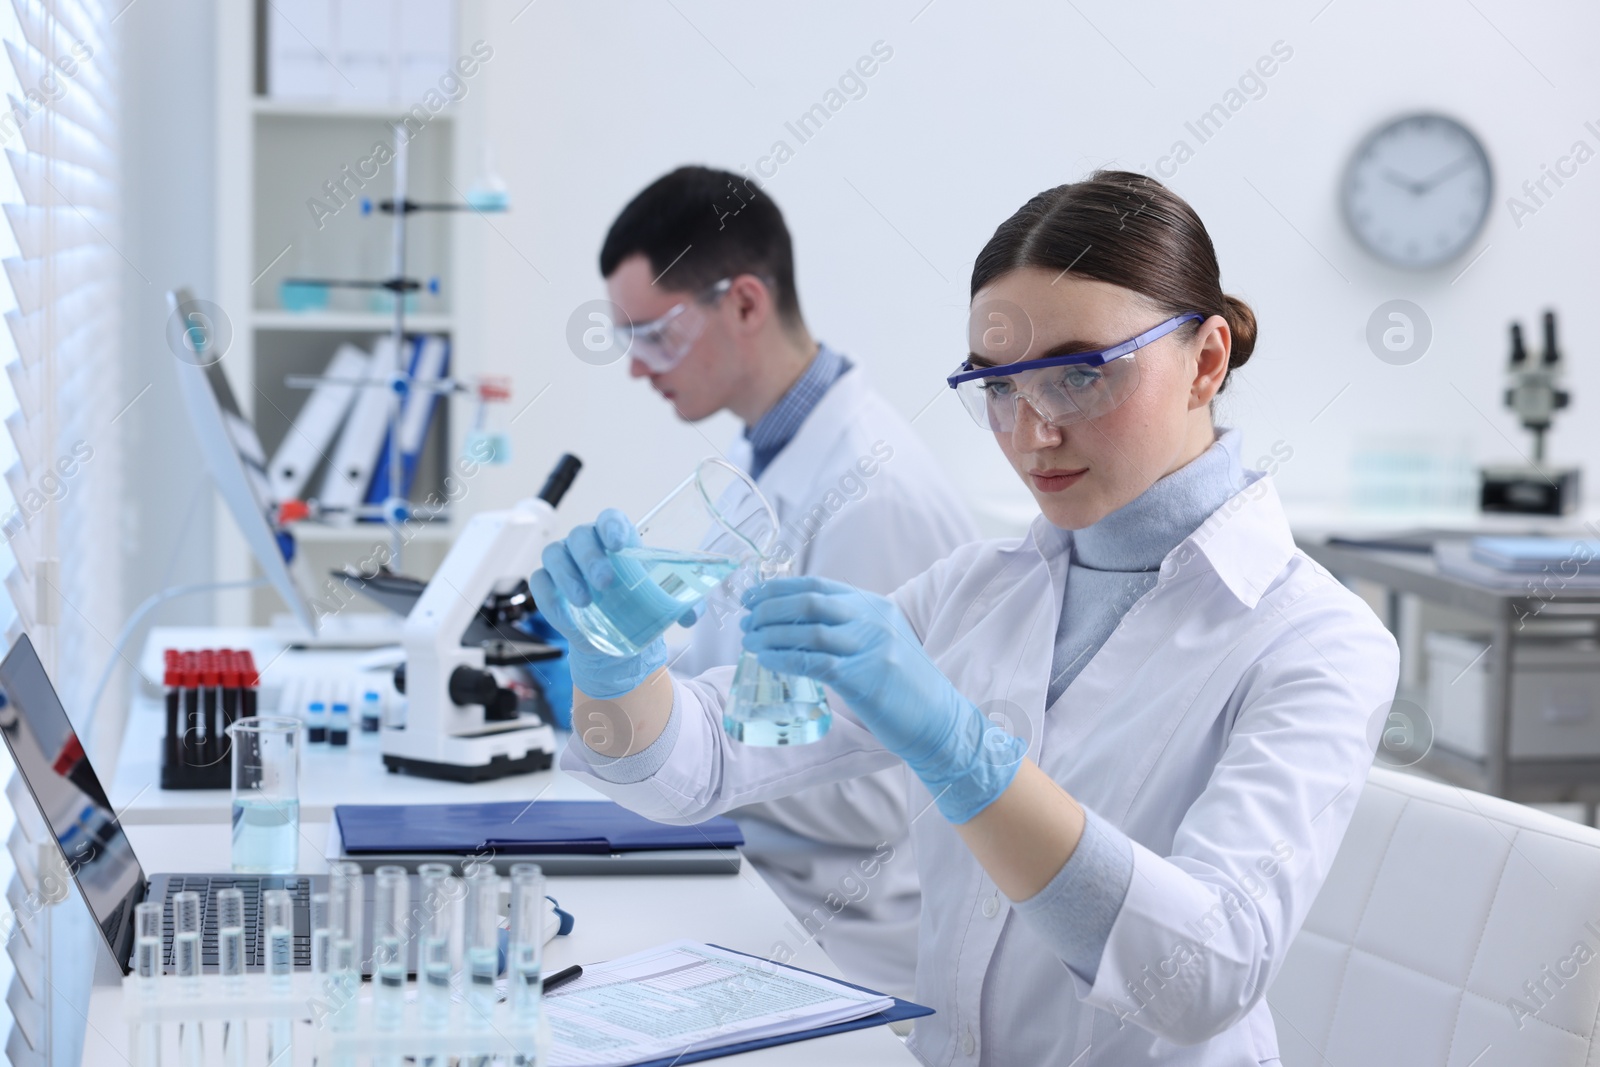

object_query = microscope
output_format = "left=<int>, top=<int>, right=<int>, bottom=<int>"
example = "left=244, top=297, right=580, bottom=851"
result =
left=380, top=454, right=581, bottom=781
left=1480, top=311, right=1580, bottom=515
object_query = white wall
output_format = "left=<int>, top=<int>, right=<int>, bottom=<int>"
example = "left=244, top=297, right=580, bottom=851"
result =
left=459, top=0, right=1600, bottom=532
left=121, top=0, right=218, bottom=623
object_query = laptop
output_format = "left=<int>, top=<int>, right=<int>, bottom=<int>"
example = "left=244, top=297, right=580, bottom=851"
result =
left=0, top=634, right=424, bottom=976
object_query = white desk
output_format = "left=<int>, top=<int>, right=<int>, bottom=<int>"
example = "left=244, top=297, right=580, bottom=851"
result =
left=80, top=821, right=919, bottom=1064
left=110, top=627, right=601, bottom=824
left=96, top=628, right=921, bottom=1063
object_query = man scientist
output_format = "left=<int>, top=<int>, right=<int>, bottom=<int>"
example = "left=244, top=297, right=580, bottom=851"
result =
left=591, top=165, right=976, bottom=997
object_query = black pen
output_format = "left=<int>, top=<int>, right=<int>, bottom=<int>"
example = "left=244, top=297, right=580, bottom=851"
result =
left=542, top=964, right=582, bottom=992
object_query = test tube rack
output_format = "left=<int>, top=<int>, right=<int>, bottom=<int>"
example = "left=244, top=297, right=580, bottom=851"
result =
left=122, top=971, right=548, bottom=1061
left=160, top=648, right=261, bottom=790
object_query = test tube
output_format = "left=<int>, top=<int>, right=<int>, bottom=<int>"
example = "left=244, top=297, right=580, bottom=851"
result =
left=173, top=891, right=201, bottom=979
left=371, top=866, right=408, bottom=1065
left=418, top=863, right=455, bottom=1032
left=162, top=651, right=180, bottom=779
left=173, top=891, right=204, bottom=1067
left=329, top=861, right=365, bottom=1030
left=133, top=901, right=163, bottom=1067
left=217, top=888, right=247, bottom=1067
left=310, top=890, right=331, bottom=977
left=264, top=889, right=294, bottom=1067
left=200, top=652, right=220, bottom=768
left=464, top=864, right=501, bottom=1028
left=217, top=887, right=245, bottom=981
left=508, top=863, right=545, bottom=1059
left=241, top=651, right=259, bottom=719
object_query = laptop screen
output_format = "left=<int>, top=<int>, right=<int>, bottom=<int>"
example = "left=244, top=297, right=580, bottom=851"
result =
left=0, top=635, right=145, bottom=969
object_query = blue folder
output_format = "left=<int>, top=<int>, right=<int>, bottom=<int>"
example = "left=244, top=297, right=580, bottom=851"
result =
left=334, top=799, right=744, bottom=855
left=607, top=945, right=934, bottom=1066
left=1471, top=536, right=1600, bottom=574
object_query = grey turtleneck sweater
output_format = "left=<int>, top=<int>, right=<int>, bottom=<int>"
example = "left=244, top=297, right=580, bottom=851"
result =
left=1012, top=427, right=1248, bottom=983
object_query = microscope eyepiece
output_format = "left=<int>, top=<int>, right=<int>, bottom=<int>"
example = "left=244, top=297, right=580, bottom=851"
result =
left=1509, top=321, right=1527, bottom=365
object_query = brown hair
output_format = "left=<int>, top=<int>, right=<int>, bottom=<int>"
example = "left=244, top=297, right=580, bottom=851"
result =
left=971, top=169, right=1257, bottom=392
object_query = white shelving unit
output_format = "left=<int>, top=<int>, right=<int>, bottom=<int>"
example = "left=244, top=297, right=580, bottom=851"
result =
left=252, top=309, right=455, bottom=333
left=214, top=3, right=492, bottom=625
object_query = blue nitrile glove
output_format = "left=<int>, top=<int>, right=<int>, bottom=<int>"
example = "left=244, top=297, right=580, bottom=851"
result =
left=529, top=508, right=701, bottom=699
left=739, top=576, right=1027, bottom=824
left=520, top=611, right=573, bottom=730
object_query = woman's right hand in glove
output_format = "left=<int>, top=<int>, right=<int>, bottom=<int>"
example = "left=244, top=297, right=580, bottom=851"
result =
left=529, top=508, right=669, bottom=698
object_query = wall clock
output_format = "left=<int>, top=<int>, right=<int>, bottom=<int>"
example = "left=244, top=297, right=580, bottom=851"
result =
left=1342, top=113, right=1492, bottom=269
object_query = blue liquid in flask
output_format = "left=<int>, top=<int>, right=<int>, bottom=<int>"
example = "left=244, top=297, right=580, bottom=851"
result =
left=566, top=546, right=737, bottom=656
left=724, top=651, right=832, bottom=745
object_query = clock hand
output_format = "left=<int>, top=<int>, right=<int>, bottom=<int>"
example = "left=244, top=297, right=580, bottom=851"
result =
left=1413, top=155, right=1474, bottom=193
left=1381, top=168, right=1424, bottom=195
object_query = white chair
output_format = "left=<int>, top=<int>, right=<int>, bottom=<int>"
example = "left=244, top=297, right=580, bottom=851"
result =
left=1270, top=766, right=1600, bottom=1066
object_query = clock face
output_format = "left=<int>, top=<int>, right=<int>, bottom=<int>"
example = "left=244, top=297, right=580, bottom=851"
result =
left=1342, top=113, right=1493, bottom=269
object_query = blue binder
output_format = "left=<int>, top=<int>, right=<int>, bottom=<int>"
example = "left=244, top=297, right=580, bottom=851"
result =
left=1470, top=535, right=1600, bottom=574
left=609, top=945, right=934, bottom=1066
left=334, top=799, right=744, bottom=855
left=365, top=334, right=450, bottom=506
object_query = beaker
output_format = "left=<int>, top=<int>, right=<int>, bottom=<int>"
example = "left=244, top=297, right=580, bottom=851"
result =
left=228, top=716, right=300, bottom=874
left=724, top=558, right=832, bottom=745
left=555, top=457, right=777, bottom=657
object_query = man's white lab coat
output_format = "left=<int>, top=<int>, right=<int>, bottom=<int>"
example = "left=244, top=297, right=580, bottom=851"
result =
left=567, top=467, right=1400, bottom=1065
left=669, top=364, right=976, bottom=1000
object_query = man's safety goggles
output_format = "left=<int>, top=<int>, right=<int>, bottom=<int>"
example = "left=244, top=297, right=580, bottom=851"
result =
left=946, top=312, right=1203, bottom=432
left=614, top=278, right=734, bottom=374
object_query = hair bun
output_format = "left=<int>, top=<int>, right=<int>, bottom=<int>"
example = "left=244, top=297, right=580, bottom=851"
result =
left=1221, top=294, right=1257, bottom=371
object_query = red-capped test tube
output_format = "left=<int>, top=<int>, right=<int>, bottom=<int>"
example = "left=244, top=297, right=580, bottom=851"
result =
left=163, top=650, right=180, bottom=773
left=239, top=651, right=259, bottom=719
left=220, top=651, right=241, bottom=745
left=181, top=651, right=201, bottom=767
left=198, top=651, right=220, bottom=767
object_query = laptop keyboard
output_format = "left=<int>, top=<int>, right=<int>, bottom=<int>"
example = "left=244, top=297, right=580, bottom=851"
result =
left=159, top=876, right=313, bottom=969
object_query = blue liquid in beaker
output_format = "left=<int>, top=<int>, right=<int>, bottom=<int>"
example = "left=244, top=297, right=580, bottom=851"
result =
left=566, top=546, right=738, bottom=657
left=231, top=796, right=299, bottom=874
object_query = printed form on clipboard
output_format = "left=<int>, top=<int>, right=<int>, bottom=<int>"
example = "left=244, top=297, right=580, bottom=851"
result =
left=544, top=940, right=898, bottom=1066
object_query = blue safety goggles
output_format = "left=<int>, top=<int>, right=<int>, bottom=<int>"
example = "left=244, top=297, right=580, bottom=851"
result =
left=947, top=312, right=1203, bottom=431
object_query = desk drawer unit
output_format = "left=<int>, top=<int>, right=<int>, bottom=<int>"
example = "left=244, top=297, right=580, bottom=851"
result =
left=1426, top=630, right=1600, bottom=759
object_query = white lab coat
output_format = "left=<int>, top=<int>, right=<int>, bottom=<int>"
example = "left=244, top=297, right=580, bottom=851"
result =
left=566, top=467, right=1400, bottom=1065
left=670, top=365, right=977, bottom=1000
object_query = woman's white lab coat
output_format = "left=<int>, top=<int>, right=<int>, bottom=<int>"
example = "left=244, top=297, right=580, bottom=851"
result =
left=564, top=465, right=1400, bottom=1066
left=671, top=363, right=977, bottom=999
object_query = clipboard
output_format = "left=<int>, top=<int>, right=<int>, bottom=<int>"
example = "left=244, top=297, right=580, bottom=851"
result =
left=573, top=944, right=932, bottom=1067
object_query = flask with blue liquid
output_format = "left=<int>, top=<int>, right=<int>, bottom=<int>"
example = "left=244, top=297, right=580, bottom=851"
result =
left=724, top=557, right=832, bottom=745
left=552, top=457, right=773, bottom=657
left=554, top=457, right=830, bottom=747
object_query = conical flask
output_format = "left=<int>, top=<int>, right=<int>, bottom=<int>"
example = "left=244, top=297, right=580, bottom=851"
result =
left=723, top=559, right=832, bottom=745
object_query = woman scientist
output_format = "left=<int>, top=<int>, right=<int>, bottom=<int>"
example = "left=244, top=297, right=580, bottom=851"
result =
left=533, top=170, right=1399, bottom=1066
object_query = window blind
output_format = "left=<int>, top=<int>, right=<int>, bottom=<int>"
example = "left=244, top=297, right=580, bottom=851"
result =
left=0, top=0, right=121, bottom=1062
